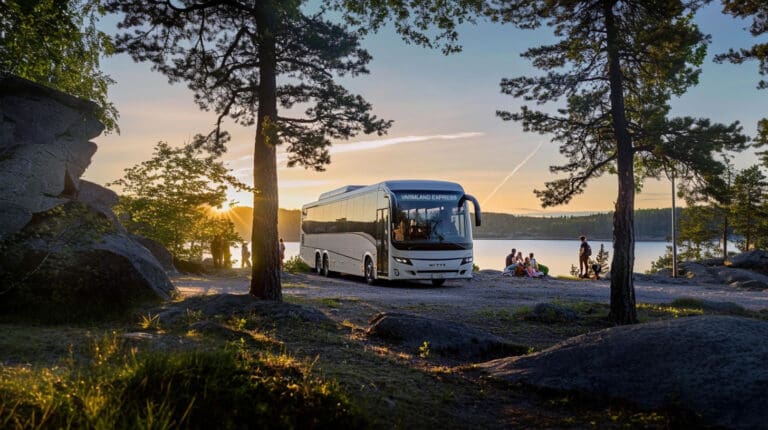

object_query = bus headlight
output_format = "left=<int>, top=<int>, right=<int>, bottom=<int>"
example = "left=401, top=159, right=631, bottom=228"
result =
left=393, top=257, right=412, bottom=265
left=461, top=256, right=473, bottom=265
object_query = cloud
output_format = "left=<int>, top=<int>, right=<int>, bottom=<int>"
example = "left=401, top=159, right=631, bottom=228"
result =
left=227, top=131, right=484, bottom=169
left=329, top=132, right=484, bottom=155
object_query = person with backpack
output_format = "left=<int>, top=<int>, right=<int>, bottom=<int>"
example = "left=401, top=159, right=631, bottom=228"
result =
left=579, top=235, right=591, bottom=279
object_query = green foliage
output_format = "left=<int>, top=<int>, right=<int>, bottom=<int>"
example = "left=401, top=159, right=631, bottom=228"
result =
left=569, top=264, right=579, bottom=277
left=594, top=244, right=610, bottom=275
left=677, top=205, right=724, bottom=259
left=717, top=1, right=768, bottom=166
left=283, top=255, right=311, bottom=274
left=109, top=141, right=247, bottom=261
left=730, top=165, right=768, bottom=251
left=0, top=0, right=118, bottom=132
left=334, top=0, right=487, bottom=55
left=717, top=0, right=768, bottom=89
left=0, top=348, right=364, bottom=429
left=472, top=263, right=480, bottom=272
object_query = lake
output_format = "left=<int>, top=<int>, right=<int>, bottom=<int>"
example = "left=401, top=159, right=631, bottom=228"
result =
left=277, top=239, right=670, bottom=276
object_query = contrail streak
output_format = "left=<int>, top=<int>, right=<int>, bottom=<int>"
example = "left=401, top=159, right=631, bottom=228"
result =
left=482, top=142, right=545, bottom=206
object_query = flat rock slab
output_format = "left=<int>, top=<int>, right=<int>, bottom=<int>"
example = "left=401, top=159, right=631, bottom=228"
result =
left=481, top=316, right=768, bottom=429
left=367, top=312, right=526, bottom=359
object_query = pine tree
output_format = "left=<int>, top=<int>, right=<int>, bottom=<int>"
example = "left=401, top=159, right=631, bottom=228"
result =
left=717, top=1, right=768, bottom=155
left=105, top=1, right=393, bottom=301
left=495, top=0, right=747, bottom=324
left=595, top=244, right=610, bottom=275
left=731, top=165, right=768, bottom=251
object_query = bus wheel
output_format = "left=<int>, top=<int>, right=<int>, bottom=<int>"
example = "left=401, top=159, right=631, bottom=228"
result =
left=431, top=279, right=446, bottom=287
left=315, top=254, right=322, bottom=275
left=364, top=257, right=375, bottom=285
left=322, top=255, right=330, bottom=277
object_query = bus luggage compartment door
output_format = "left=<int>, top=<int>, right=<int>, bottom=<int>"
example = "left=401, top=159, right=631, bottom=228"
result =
left=376, top=208, right=389, bottom=277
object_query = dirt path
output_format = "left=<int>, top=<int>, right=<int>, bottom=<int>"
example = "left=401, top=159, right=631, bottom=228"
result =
left=173, top=270, right=768, bottom=311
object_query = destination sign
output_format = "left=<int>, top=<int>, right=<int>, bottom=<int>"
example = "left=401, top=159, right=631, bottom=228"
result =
left=398, top=193, right=459, bottom=202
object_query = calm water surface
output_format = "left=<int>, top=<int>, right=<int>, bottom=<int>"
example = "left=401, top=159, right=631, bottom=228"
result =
left=279, top=239, right=669, bottom=276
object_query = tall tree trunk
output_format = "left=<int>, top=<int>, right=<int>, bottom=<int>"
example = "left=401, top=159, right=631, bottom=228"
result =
left=250, top=3, right=282, bottom=301
left=604, top=0, right=637, bottom=325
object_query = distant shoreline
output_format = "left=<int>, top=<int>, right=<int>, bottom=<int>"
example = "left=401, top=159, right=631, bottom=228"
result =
left=473, top=236, right=670, bottom=242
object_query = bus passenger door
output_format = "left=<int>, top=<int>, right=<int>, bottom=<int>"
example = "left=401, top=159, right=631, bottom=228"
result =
left=376, top=208, right=389, bottom=277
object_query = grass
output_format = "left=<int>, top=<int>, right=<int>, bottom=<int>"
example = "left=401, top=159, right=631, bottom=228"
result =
left=0, top=329, right=364, bottom=430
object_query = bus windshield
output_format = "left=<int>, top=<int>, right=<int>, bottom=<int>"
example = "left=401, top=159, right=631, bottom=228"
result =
left=391, top=191, right=471, bottom=250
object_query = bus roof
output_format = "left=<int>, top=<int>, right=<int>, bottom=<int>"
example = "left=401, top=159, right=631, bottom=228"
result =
left=306, top=180, right=465, bottom=208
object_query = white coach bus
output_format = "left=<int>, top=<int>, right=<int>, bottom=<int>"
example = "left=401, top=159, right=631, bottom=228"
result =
left=299, top=180, right=481, bottom=286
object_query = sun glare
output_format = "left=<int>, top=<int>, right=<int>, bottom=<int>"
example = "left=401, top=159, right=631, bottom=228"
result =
left=203, top=204, right=231, bottom=217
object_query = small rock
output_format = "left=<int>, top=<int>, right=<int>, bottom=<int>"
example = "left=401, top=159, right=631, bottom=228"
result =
left=367, top=312, right=525, bottom=359
left=524, top=303, right=578, bottom=323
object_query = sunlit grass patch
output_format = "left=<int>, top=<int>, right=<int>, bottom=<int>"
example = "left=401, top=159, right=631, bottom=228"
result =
left=0, top=347, right=364, bottom=430
left=637, top=303, right=704, bottom=321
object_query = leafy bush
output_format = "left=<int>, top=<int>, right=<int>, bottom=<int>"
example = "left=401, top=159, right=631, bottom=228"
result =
left=283, top=255, right=311, bottom=273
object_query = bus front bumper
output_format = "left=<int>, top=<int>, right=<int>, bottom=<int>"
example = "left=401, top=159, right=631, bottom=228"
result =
left=390, top=258, right=473, bottom=280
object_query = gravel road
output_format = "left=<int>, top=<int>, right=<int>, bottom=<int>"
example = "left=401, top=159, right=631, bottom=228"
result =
left=174, top=270, right=768, bottom=311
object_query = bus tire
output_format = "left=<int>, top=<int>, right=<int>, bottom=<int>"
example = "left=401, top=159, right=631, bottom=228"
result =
left=364, top=257, right=376, bottom=285
left=431, top=279, right=446, bottom=287
left=315, top=254, right=322, bottom=275
left=322, top=254, right=330, bottom=277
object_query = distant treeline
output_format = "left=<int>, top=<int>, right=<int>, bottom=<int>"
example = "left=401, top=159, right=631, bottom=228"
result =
left=232, top=207, right=677, bottom=242
left=474, top=209, right=677, bottom=241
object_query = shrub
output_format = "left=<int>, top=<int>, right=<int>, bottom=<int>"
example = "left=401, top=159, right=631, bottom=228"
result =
left=283, top=255, right=311, bottom=273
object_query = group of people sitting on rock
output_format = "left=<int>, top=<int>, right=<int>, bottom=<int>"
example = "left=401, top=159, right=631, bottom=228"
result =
left=503, top=248, right=549, bottom=278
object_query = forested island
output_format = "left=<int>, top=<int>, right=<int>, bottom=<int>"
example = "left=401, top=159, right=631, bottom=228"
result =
left=231, top=207, right=676, bottom=242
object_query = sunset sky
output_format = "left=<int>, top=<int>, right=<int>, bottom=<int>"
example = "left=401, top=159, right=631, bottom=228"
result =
left=86, top=3, right=764, bottom=215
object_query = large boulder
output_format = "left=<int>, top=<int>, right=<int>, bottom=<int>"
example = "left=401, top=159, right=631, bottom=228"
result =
left=0, top=74, right=103, bottom=240
left=0, top=75, right=177, bottom=318
left=481, top=316, right=768, bottom=430
left=0, top=202, right=176, bottom=320
left=729, top=250, right=768, bottom=273
left=367, top=312, right=526, bottom=359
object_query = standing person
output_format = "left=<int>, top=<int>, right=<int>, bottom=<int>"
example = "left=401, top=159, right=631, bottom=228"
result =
left=505, top=248, right=517, bottom=270
left=241, top=242, right=251, bottom=268
left=579, top=236, right=591, bottom=278
left=278, top=238, right=286, bottom=270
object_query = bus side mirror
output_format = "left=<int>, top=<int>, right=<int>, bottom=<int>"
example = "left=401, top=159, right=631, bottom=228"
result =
left=459, top=194, right=481, bottom=227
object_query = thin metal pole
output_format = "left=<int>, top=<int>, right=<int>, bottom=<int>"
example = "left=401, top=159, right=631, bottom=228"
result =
left=671, top=172, right=677, bottom=278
